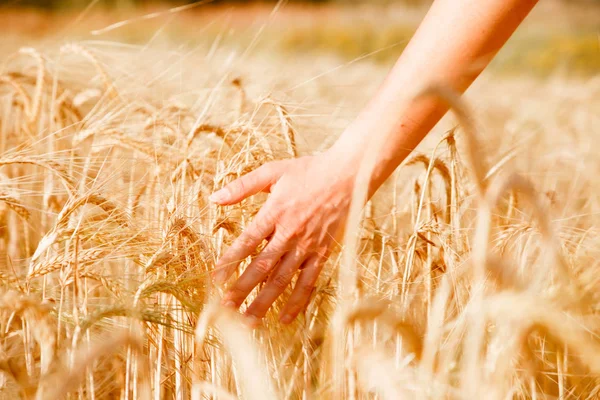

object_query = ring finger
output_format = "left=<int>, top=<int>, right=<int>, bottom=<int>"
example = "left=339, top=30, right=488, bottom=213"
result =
left=245, top=249, right=306, bottom=319
left=222, top=234, right=290, bottom=308
left=278, top=252, right=326, bottom=324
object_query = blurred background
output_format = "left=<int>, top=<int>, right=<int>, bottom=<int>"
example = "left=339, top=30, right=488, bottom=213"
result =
left=0, top=0, right=598, bottom=78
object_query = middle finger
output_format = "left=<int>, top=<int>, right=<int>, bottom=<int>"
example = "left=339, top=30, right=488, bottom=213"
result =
left=245, top=249, right=306, bottom=319
left=223, top=234, right=290, bottom=307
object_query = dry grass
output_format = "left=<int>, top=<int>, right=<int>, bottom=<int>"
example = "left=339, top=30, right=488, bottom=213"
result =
left=0, top=6, right=600, bottom=399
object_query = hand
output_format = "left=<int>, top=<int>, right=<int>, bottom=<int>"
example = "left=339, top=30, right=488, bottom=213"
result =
left=210, top=150, right=355, bottom=325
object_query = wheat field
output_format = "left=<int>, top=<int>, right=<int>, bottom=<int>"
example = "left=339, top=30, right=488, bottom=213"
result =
left=1, top=2, right=600, bottom=399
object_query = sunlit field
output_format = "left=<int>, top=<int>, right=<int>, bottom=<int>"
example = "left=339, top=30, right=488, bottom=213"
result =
left=0, top=1, right=599, bottom=399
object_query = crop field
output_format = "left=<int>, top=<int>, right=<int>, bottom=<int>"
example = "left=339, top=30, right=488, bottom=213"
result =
left=0, top=1, right=599, bottom=399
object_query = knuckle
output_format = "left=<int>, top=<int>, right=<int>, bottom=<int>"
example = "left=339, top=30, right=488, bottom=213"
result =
left=272, top=274, right=291, bottom=290
left=253, top=216, right=273, bottom=236
left=298, top=282, right=314, bottom=297
left=237, top=235, right=256, bottom=250
left=270, top=234, right=288, bottom=249
left=229, top=179, right=244, bottom=197
left=297, top=239, right=316, bottom=254
left=253, top=258, right=273, bottom=275
left=264, top=205, right=283, bottom=222
left=276, top=225, right=296, bottom=242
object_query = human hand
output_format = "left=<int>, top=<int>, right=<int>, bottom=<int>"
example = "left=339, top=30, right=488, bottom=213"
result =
left=210, top=150, right=355, bottom=325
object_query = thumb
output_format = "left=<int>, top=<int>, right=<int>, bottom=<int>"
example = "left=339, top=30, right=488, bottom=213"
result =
left=209, top=162, right=283, bottom=205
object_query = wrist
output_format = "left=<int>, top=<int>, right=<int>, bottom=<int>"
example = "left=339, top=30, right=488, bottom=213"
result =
left=322, top=143, right=362, bottom=187
left=326, top=131, right=388, bottom=200
left=328, top=118, right=415, bottom=200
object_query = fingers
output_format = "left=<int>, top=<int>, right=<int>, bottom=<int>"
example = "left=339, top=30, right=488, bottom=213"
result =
left=209, top=162, right=282, bottom=205
left=222, top=234, right=290, bottom=308
left=213, top=206, right=276, bottom=283
left=245, top=250, right=306, bottom=319
left=279, top=254, right=325, bottom=324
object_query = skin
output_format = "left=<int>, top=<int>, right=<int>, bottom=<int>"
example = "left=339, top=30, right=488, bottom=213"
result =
left=210, top=0, right=539, bottom=325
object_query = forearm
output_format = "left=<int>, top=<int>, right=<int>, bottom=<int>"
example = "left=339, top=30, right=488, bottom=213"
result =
left=331, top=0, right=538, bottom=194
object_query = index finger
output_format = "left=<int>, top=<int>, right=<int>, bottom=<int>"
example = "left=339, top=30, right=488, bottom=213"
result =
left=213, top=206, right=276, bottom=283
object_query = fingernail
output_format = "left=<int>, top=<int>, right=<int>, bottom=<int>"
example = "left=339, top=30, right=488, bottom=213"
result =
left=280, top=314, right=293, bottom=324
left=222, top=300, right=236, bottom=309
left=244, top=314, right=261, bottom=328
left=209, top=190, right=227, bottom=204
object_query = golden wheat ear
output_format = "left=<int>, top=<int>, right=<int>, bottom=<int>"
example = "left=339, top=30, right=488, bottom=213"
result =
left=1, top=26, right=597, bottom=399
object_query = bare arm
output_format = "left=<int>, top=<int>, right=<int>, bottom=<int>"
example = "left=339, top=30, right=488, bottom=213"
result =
left=333, top=0, right=538, bottom=194
left=210, top=0, right=538, bottom=325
